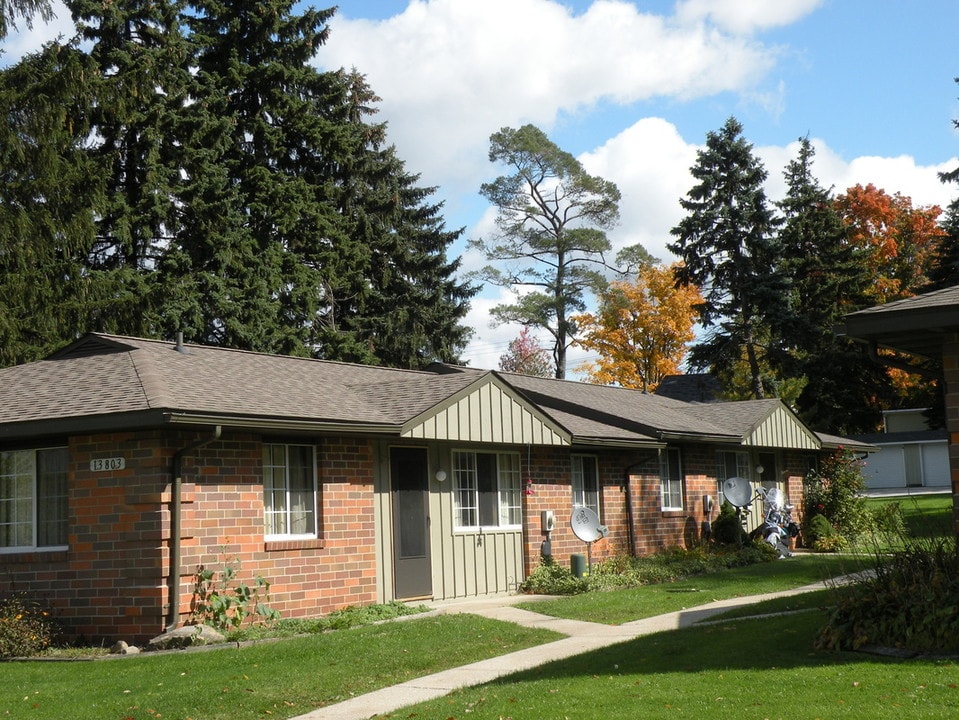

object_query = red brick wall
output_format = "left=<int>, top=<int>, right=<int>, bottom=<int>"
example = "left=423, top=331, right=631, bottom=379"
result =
left=520, top=444, right=814, bottom=575
left=0, top=430, right=379, bottom=645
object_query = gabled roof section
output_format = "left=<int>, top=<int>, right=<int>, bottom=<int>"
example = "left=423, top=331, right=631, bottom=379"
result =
left=691, top=399, right=821, bottom=451
left=401, top=372, right=570, bottom=446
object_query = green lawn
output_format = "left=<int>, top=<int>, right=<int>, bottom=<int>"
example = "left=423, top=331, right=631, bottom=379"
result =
left=1, top=615, right=561, bottom=720
left=517, top=552, right=869, bottom=625
left=395, top=609, right=958, bottom=720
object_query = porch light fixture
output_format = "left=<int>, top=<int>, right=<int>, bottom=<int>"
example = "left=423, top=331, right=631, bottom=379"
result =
left=755, top=465, right=764, bottom=476
left=434, top=469, right=447, bottom=482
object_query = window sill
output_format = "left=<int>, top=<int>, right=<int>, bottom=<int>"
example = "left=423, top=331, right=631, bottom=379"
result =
left=453, top=526, right=523, bottom=534
left=661, top=509, right=686, bottom=517
left=265, top=538, right=325, bottom=552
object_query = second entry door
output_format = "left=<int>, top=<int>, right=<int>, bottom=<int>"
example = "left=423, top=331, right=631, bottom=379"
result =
left=390, top=447, right=432, bottom=599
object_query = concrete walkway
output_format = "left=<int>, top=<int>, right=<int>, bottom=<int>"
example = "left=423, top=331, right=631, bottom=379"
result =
left=292, top=579, right=838, bottom=720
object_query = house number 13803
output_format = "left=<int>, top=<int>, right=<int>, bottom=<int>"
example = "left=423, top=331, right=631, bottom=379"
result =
left=90, top=457, right=125, bottom=472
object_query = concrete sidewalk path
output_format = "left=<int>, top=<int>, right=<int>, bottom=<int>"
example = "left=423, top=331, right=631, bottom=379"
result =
left=292, top=579, right=836, bottom=720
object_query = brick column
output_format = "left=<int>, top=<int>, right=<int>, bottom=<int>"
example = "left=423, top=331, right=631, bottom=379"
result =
left=941, top=333, right=959, bottom=536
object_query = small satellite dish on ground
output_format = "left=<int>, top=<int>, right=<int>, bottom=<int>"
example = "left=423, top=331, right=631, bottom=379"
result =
left=570, top=506, right=608, bottom=542
left=722, top=476, right=752, bottom=507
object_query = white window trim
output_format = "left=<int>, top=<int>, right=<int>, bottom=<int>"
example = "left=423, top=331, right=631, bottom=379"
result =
left=660, top=448, right=684, bottom=511
left=716, top=450, right=751, bottom=506
left=0, top=446, right=69, bottom=554
left=263, top=443, right=318, bottom=541
left=451, top=450, right=522, bottom=532
left=571, top=454, right=600, bottom=520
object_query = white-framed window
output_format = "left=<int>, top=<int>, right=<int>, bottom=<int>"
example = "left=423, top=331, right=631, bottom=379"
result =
left=717, top=450, right=750, bottom=505
left=263, top=443, right=317, bottom=539
left=660, top=448, right=683, bottom=511
left=0, top=447, right=68, bottom=552
left=571, top=455, right=600, bottom=518
left=452, top=451, right=521, bottom=529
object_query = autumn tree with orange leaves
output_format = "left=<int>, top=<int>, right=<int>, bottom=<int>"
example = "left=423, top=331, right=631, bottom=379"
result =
left=834, top=183, right=945, bottom=304
left=572, top=263, right=702, bottom=391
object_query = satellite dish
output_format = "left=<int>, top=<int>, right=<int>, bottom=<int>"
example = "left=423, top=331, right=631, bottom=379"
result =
left=723, top=476, right=752, bottom=507
left=570, top=506, right=608, bottom=543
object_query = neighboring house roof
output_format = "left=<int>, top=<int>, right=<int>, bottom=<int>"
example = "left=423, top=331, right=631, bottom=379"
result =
left=842, top=284, right=959, bottom=359
left=0, top=333, right=845, bottom=453
left=655, top=374, right=723, bottom=403
left=852, top=429, right=949, bottom=446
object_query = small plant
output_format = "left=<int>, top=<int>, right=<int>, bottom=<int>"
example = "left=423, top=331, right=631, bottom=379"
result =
left=190, top=553, right=280, bottom=631
left=0, top=594, right=61, bottom=659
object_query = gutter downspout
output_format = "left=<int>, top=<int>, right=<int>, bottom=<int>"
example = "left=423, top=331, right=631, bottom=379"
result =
left=166, top=426, right=222, bottom=632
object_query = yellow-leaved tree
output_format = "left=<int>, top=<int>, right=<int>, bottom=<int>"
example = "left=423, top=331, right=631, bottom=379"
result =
left=572, top=263, right=702, bottom=391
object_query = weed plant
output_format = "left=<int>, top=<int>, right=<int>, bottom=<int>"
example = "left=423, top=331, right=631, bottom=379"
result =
left=0, top=594, right=61, bottom=659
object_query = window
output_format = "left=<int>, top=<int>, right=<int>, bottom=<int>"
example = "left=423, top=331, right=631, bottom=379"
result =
left=716, top=450, right=750, bottom=505
left=571, top=455, right=600, bottom=517
left=452, top=451, right=521, bottom=529
left=660, top=448, right=683, bottom=511
left=263, top=444, right=317, bottom=538
left=0, top=447, right=68, bottom=552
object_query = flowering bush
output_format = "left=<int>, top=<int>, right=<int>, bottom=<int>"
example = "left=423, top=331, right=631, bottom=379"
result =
left=0, top=595, right=61, bottom=658
left=802, top=447, right=872, bottom=543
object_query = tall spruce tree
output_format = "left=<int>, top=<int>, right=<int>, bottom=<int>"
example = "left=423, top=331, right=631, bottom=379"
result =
left=0, top=1, right=475, bottom=367
left=0, top=44, right=102, bottom=365
left=69, top=0, right=191, bottom=335
left=668, top=117, right=788, bottom=399
left=776, top=137, right=890, bottom=433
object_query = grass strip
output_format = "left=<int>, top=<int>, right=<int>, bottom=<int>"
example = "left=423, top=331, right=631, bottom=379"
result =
left=517, top=553, right=870, bottom=625
left=1, top=614, right=562, bottom=720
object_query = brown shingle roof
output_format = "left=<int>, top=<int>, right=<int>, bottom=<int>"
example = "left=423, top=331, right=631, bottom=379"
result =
left=0, top=333, right=844, bottom=451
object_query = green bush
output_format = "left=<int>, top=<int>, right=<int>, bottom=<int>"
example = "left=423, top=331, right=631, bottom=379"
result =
left=0, top=595, right=61, bottom=658
left=817, top=537, right=959, bottom=653
left=710, top=500, right=748, bottom=546
left=520, top=557, right=589, bottom=595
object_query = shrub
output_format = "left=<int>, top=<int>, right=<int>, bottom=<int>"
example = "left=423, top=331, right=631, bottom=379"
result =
left=803, top=448, right=872, bottom=539
left=817, top=537, right=959, bottom=653
left=520, top=557, right=589, bottom=595
left=710, top=500, right=748, bottom=546
left=0, top=595, right=61, bottom=658
left=869, top=501, right=906, bottom=537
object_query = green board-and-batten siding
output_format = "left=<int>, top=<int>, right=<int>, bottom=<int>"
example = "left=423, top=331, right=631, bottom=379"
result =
left=402, top=377, right=569, bottom=446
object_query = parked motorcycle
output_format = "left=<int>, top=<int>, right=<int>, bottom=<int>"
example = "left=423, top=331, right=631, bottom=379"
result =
left=751, top=487, right=800, bottom=558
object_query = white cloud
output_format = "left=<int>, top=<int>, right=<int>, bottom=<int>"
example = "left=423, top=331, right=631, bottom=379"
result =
left=675, top=0, right=825, bottom=35
left=317, top=0, right=784, bottom=192
left=580, top=117, right=699, bottom=263
left=0, top=1, right=74, bottom=63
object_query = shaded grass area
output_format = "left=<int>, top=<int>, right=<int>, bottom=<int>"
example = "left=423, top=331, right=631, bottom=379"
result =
left=393, top=610, right=959, bottom=720
left=864, top=493, right=953, bottom=540
left=518, top=553, right=869, bottom=625
left=1, top=615, right=562, bottom=720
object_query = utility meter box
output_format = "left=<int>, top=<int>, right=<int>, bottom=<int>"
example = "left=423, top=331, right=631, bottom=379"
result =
left=540, top=510, right=555, bottom=533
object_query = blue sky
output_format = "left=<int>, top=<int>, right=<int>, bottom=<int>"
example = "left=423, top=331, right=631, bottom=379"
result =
left=6, top=1, right=959, bottom=371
